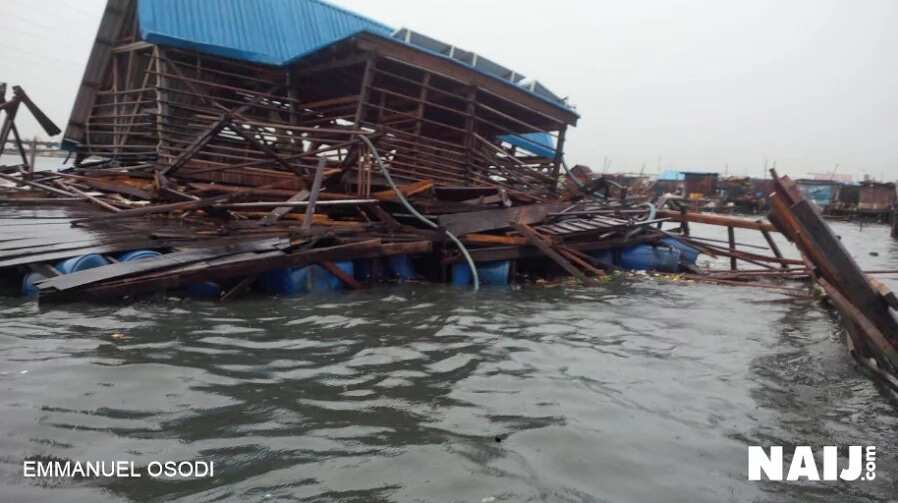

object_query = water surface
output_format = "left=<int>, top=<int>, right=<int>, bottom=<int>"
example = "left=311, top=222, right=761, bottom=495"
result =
left=0, top=220, right=896, bottom=502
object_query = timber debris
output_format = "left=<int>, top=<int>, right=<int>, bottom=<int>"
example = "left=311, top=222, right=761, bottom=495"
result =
left=1, top=0, right=897, bottom=391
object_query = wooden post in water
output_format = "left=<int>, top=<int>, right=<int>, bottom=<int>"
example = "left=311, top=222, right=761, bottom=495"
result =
left=728, top=226, right=737, bottom=271
left=680, top=206, right=690, bottom=236
left=892, top=205, right=898, bottom=239
left=27, top=136, right=37, bottom=179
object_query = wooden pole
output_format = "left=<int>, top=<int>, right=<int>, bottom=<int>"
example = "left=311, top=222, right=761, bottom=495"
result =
left=302, top=159, right=326, bottom=231
left=760, top=228, right=788, bottom=269
left=550, top=125, right=567, bottom=192
left=27, top=136, right=37, bottom=179
left=892, top=205, right=898, bottom=239
left=728, top=226, right=737, bottom=271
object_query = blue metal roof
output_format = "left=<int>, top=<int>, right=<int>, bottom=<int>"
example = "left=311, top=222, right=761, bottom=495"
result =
left=137, top=0, right=394, bottom=66
left=499, top=132, right=557, bottom=158
left=136, top=0, right=575, bottom=116
left=657, top=170, right=685, bottom=181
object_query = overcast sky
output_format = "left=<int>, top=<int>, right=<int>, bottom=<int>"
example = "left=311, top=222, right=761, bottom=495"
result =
left=3, top=0, right=896, bottom=180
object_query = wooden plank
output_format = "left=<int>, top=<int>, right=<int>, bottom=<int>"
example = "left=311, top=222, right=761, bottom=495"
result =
left=558, top=246, right=606, bottom=277
left=321, top=261, right=364, bottom=289
left=70, top=192, right=238, bottom=223
left=461, top=233, right=529, bottom=246
left=261, top=190, right=309, bottom=226
left=658, top=210, right=778, bottom=232
left=302, top=160, right=325, bottom=231
left=55, top=181, right=122, bottom=213
left=36, top=238, right=288, bottom=292
left=0, top=172, right=77, bottom=198
left=438, top=202, right=567, bottom=236
left=513, top=222, right=596, bottom=286
left=373, top=180, right=434, bottom=202
left=61, top=174, right=154, bottom=200
left=76, top=240, right=432, bottom=300
left=0, top=234, right=139, bottom=255
left=0, top=239, right=171, bottom=269
left=760, top=228, right=788, bottom=270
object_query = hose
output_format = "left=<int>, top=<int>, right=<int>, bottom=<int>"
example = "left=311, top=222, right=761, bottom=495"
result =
left=357, top=135, right=480, bottom=290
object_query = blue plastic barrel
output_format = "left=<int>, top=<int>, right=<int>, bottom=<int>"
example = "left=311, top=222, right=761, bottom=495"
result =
left=258, top=261, right=354, bottom=296
left=618, top=245, right=682, bottom=273
left=451, top=260, right=511, bottom=286
left=309, top=262, right=353, bottom=292
left=387, top=255, right=415, bottom=280
left=353, top=258, right=377, bottom=282
left=117, top=250, right=162, bottom=262
left=258, top=267, right=310, bottom=296
left=588, top=249, right=616, bottom=268
left=22, top=254, right=109, bottom=298
left=21, top=272, right=48, bottom=298
left=55, top=254, right=110, bottom=274
left=186, top=281, right=222, bottom=299
left=660, top=238, right=700, bottom=264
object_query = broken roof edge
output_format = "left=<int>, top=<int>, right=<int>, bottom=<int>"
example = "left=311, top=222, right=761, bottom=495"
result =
left=140, top=32, right=283, bottom=66
left=289, top=31, right=580, bottom=124
left=374, top=32, right=578, bottom=117
left=302, top=0, right=393, bottom=33
left=136, top=0, right=577, bottom=120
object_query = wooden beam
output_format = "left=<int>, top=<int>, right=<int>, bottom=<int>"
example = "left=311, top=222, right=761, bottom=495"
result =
left=760, top=228, right=788, bottom=270
left=727, top=226, right=737, bottom=271
left=658, top=210, right=778, bottom=232
left=437, top=202, right=567, bottom=236
left=514, top=222, right=597, bottom=286
left=321, top=261, right=364, bottom=289
left=372, top=179, right=433, bottom=202
left=261, top=190, right=310, bottom=226
left=298, top=159, right=325, bottom=232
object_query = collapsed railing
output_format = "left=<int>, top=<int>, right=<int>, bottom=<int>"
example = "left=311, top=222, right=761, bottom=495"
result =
left=0, top=84, right=61, bottom=177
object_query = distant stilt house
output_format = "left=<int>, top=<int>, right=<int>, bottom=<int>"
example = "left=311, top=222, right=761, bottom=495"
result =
left=828, top=181, right=895, bottom=220
left=857, top=182, right=896, bottom=216
left=682, top=172, right=719, bottom=201
left=63, top=0, right=579, bottom=199
left=719, top=177, right=772, bottom=213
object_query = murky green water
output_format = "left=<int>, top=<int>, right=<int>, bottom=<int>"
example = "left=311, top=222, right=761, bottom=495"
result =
left=1, top=219, right=897, bottom=502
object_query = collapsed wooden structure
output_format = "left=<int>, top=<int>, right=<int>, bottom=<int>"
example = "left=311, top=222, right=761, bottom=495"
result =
left=64, top=0, right=577, bottom=202
left=2, top=0, right=898, bottom=392
left=3, top=0, right=674, bottom=301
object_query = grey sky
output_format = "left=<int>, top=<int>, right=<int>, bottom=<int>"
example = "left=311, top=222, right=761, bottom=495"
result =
left=2, top=0, right=896, bottom=180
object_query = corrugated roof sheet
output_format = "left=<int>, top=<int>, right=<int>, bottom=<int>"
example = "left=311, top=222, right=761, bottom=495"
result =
left=657, top=170, right=685, bottom=181
left=136, top=0, right=575, bottom=115
left=499, top=132, right=557, bottom=159
left=138, top=0, right=394, bottom=66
